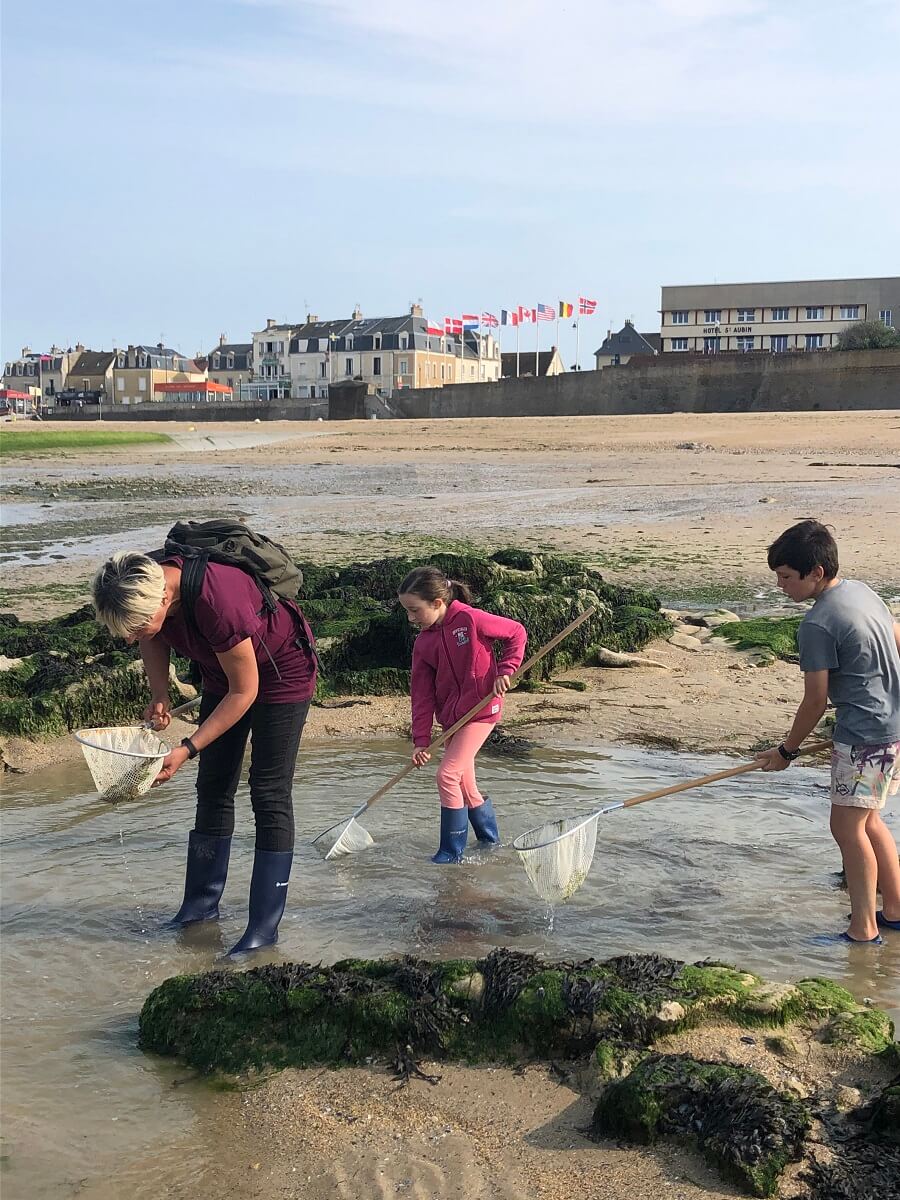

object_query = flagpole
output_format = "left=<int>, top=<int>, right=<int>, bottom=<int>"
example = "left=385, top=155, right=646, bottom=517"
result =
left=535, top=311, right=540, bottom=375
left=556, top=308, right=560, bottom=362
left=516, top=321, right=520, bottom=378
left=575, top=313, right=580, bottom=371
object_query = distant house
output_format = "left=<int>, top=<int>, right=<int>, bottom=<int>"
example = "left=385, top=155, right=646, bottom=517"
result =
left=113, top=344, right=205, bottom=405
left=594, top=321, right=660, bottom=369
left=2, top=345, right=81, bottom=401
left=207, top=335, right=253, bottom=396
left=500, top=346, right=565, bottom=378
left=65, top=350, right=117, bottom=402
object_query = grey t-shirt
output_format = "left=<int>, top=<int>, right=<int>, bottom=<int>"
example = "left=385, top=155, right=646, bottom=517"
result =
left=798, top=579, right=900, bottom=746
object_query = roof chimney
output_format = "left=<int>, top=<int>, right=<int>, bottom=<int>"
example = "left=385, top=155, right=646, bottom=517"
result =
left=76, top=342, right=85, bottom=352
left=307, top=313, right=318, bottom=324
left=352, top=305, right=363, bottom=321
left=410, top=302, right=423, bottom=318
left=219, top=333, right=227, bottom=347
left=266, top=318, right=276, bottom=330
left=21, top=346, right=31, bottom=357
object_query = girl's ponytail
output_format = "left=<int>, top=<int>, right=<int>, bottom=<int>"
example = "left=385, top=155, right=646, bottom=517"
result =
left=399, top=565, right=474, bottom=606
left=447, top=578, right=474, bottom=605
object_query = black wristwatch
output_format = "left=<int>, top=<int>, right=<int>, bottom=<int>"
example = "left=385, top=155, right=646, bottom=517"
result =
left=777, top=743, right=800, bottom=762
left=180, top=736, right=199, bottom=760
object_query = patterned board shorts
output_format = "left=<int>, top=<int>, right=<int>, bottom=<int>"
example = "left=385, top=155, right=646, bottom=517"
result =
left=831, top=741, right=900, bottom=809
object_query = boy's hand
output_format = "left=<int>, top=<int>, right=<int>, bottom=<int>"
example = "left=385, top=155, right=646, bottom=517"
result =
left=412, top=748, right=431, bottom=768
left=755, top=746, right=791, bottom=772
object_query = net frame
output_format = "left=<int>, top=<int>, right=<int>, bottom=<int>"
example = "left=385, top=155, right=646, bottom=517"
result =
left=513, top=805, right=619, bottom=904
left=74, top=725, right=169, bottom=803
left=314, top=816, right=376, bottom=860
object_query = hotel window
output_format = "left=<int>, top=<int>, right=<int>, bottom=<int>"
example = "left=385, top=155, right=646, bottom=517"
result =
left=346, top=336, right=353, bottom=350
left=703, top=336, right=720, bottom=353
left=840, top=305, right=860, bottom=320
left=117, top=377, right=124, bottom=391
left=771, top=308, right=789, bottom=322
left=770, top=334, right=788, bottom=352
left=736, top=308, right=756, bottom=322
left=671, top=337, right=688, bottom=351
left=227, top=356, right=234, bottom=369
left=805, top=334, right=824, bottom=350
left=704, top=310, right=721, bottom=323
left=671, top=310, right=688, bottom=325
left=373, top=356, right=382, bottom=376
left=806, top=306, right=824, bottom=320
left=398, top=359, right=409, bottom=375
left=736, top=336, right=755, bottom=351
left=879, top=309, right=893, bottom=326
left=138, top=378, right=147, bottom=391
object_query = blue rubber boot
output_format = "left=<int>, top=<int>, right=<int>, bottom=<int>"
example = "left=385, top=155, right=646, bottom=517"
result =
left=432, top=806, right=468, bottom=864
left=169, top=831, right=231, bottom=926
left=227, top=848, right=293, bottom=956
left=468, top=796, right=500, bottom=845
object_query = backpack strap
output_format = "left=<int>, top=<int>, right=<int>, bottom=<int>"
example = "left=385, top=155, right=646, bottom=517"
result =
left=178, top=552, right=208, bottom=640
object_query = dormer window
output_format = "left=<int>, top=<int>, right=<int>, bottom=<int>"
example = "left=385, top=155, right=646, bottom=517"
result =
left=226, top=355, right=234, bottom=369
left=400, top=334, right=409, bottom=350
left=212, top=354, right=221, bottom=369
left=346, top=335, right=353, bottom=350
left=118, top=354, right=126, bottom=368
left=138, top=355, right=147, bottom=368
left=374, top=335, right=382, bottom=350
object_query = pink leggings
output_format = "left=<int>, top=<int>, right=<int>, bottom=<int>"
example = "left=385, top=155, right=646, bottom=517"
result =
left=435, top=723, right=493, bottom=809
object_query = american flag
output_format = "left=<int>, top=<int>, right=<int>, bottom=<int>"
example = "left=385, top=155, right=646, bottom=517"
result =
left=517, top=305, right=536, bottom=324
left=536, top=304, right=555, bottom=322
left=481, top=311, right=499, bottom=327
left=579, top=297, right=598, bottom=316
left=444, top=317, right=463, bottom=335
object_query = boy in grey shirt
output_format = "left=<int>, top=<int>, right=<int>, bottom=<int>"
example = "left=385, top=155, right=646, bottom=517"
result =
left=756, top=520, right=900, bottom=944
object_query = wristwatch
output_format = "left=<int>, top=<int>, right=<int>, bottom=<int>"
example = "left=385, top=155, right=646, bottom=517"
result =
left=777, top=743, right=800, bottom=762
left=180, top=736, right=199, bottom=760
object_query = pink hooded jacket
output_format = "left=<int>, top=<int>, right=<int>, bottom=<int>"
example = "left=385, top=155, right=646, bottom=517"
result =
left=410, top=600, right=527, bottom=747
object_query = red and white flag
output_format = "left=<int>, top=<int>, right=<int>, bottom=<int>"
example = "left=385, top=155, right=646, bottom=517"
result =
left=517, top=305, right=536, bottom=324
left=444, top=317, right=463, bottom=335
left=578, top=297, right=597, bottom=316
left=536, top=303, right=555, bottom=321
left=481, top=311, right=499, bottom=327
left=426, top=318, right=442, bottom=335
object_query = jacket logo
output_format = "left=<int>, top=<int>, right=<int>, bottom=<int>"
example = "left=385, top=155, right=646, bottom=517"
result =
left=453, top=626, right=470, bottom=646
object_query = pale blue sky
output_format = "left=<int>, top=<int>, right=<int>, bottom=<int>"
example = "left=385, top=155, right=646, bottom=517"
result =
left=3, top=0, right=898, bottom=368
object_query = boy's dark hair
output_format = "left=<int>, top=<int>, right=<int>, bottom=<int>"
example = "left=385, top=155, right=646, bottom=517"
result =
left=399, top=565, right=474, bottom=605
left=767, top=520, right=839, bottom=579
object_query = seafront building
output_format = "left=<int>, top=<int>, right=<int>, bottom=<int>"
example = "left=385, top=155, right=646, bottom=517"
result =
left=659, top=277, right=899, bottom=354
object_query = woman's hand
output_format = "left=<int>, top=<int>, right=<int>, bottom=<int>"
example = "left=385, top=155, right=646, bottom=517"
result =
left=144, top=698, right=172, bottom=730
left=412, top=748, right=432, bottom=768
left=152, top=744, right=190, bottom=787
left=492, top=674, right=513, bottom=697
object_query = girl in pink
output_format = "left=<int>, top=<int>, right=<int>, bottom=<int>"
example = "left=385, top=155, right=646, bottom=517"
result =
left=399, top=566, right=527, bottom=863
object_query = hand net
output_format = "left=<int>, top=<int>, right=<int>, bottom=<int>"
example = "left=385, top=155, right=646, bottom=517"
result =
left=513, top=813, right=601, bottom=904
left=313, top=817, right=375, bottom=860
left=74, top=726, right=168, bottom=803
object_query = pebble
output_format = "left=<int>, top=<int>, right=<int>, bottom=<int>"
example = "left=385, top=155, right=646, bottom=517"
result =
left=669, top=632, right=704, bottom=651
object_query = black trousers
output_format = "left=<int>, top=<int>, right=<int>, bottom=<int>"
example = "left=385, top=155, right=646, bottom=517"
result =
left=193, top=693, right=310, bottom=852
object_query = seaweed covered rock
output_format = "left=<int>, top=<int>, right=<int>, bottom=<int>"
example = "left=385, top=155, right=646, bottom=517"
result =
left=591, top=1053, right=810, bottom=1196
left=801, top=1074, right=900, bottom=1199
left=1, top=548, right=669, bottom=736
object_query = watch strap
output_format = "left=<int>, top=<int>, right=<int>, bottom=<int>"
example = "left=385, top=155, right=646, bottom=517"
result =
left=180, top=736, right=199, bottom=760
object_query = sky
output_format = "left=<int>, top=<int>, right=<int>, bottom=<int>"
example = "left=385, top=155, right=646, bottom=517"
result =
left=2, top=0, right=899, bottom=369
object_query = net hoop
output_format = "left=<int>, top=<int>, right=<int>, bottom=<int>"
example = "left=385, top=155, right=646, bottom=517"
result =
left=512, top=809, right=602, bottom=856
left=74, top=727, right=168, bottom=759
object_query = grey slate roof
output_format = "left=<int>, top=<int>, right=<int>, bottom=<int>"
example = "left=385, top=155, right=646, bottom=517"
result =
left=501, top=350, right=557, bottom=377
left=594, top=322, right=659, bottom=357
left=70, top=351, right=116, bottom=375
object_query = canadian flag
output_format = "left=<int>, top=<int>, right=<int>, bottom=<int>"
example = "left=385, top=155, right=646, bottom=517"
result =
left=517, top=305, right=536, bottom=324
left=578, top=297, right=598, bottom=316
left=444, top=317, right=463, bottom=335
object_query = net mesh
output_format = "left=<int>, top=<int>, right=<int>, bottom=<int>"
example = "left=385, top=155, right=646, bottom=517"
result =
left=513, top=813, right=600, bottom=904
left=74, top=726, right=168, bottom=803
left=315, top=817, right=375, bottom=860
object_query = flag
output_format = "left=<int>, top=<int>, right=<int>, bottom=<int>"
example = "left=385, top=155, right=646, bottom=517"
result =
left=39, top=354, right=52, bottom=361
left=501, top=309, right=519, bottom=326
left=444, top=317, right=463, bottom=335
left=579, top=297, right=597, bottom=315
left=536, top=304, right=555, bottom=322
left=558, top=301, right=574, bottom=318
left=461, top=313, right=480, bottom=328
left=517, top=305, right=536, bottom=324
left=481, top=311, right=499, bottom=327
left=426, top=318, right=442, bottom=335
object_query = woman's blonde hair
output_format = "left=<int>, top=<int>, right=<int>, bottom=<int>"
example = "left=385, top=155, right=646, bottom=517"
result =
left=92, top=552, right=166, bottom=639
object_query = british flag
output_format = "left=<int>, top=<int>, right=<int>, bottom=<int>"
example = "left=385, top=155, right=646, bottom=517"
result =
left=481, top=312, right=499, bottom=327
left=444, top=317, right=463, bottom=335
left=536, top=304, right=555, bottom=322
left=578, top=297, right=598, bottom=316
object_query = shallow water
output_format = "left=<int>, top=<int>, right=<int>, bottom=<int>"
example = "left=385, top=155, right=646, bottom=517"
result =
left=2, top=738, right=898, bottom=1198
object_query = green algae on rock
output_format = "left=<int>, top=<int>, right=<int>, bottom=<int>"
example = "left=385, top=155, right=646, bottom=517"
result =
left=591, top=1053, right=810, bottom=1197
left=1, top=548, right=669, bottom=737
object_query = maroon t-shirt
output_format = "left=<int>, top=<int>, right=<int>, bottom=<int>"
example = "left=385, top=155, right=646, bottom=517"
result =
left=158, top=558, right=316, bottom=703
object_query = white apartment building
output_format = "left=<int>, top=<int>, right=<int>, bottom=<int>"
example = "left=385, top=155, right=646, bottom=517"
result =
left=659, top=277, right=899, bottom=353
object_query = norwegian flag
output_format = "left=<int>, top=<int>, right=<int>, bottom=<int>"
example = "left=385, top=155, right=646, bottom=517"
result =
left=425, top=319, right=442, bottom=335
left=536, top=303, right=555, bottom=322
left=461, top=313, right=480, bottom=328
left=444, top=317, right=463, bottom=335
left=578, top=297, right=598, bottom=316
left=517, top=305, right=536, bottom=324
left=481, top=311, right=499, bottom=327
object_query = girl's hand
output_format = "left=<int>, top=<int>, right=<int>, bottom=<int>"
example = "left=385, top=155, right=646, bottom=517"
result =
left=152, top=745, right=190, bottom=787
left=144, top=698, right=172, bottom=730
left=492, top=674, right=513, bottom=697
left=412, top=748, right=431, bottom=768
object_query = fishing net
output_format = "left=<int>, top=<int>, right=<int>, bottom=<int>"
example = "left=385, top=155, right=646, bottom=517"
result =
left=74, top=726, right=169, bottom=803
left=513, top=812, right=604, bottom=904
left=313, top=815, right=375, bottom=860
